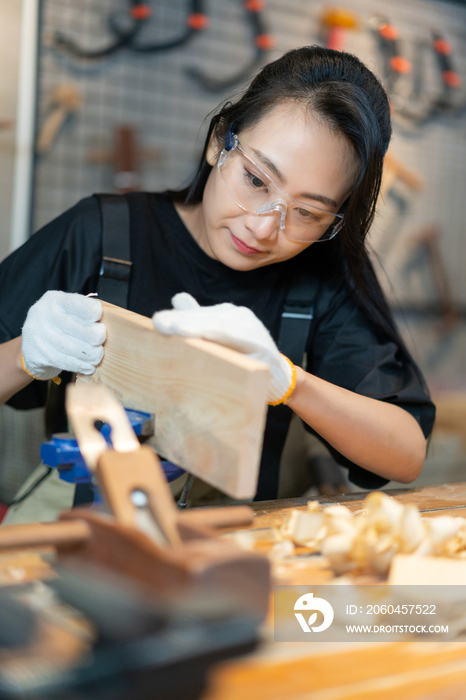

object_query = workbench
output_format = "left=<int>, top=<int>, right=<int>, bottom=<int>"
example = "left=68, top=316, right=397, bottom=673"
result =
left=202, top=482, right=466, bottom=700
left=2, top=483, right=466, bottom=700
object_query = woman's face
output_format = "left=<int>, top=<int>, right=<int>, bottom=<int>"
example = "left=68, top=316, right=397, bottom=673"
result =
left=177, top=103, right=359, bottom=271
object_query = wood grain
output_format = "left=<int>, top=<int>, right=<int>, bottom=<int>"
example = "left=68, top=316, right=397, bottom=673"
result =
left=0, top=520, right=91, bottom=550
left=389, top=554, right=466, bottom=585
left=178, top=506, right=255, bottom=529
left=76, top=302, right=270, bottom=499
left=247, top=483, right=466, bottom=529
left=203, top=642, right=466, bottom=700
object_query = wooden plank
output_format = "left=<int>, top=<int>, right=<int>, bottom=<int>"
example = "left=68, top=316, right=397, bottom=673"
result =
left=389, top=554, right=466, bottom=585
left=76, top=302, right=270, bottom=499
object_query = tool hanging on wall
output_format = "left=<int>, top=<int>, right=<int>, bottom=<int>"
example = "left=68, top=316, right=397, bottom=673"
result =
left=400, top=30, right=465, bottom=126
left=402, top=225, right=461, bottom=335
left=53, top=0, right=150, bottom=60
left=319, top=7, right=360, bottom=52
left=114, top=0, right=209, bottom=53
left=370, top=17, right=465, bottom=128
left=36, top=84, right=83, bottom=154
left=187, top=1, right=274, bottom=92
left=369, top=16, right=412, bottom=97
left=376, top=150, right=425, bottom=259
left=431, top=30, right=463, bottom=108
left=88, top=124, right=161, bottom=193
left=53, top=1, right=208, bottom=61
left=380, top=151, right=425, bottom=201
left=399, top=224, right=463, bottom=373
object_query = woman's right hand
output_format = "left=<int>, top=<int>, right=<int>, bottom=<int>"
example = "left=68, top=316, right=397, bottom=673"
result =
left=21, top=291, right=106, bottom=380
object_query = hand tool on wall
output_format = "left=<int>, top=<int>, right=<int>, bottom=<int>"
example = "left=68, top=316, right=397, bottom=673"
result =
left=369, top=16, right=412, bottom=97
left=431, top=30, right=463, bottom=110
left=376, top=151, right=424, bottom=260
left=320, top=7, right=360, bottom=52
left=187, top=0, right=275, bottom=92
left=398, top=29, right=466, bottom=126
left=380, top=150, right=425, bottom=201
left=88, top=124, right=161, bottom=193
left=118, top=0, right=209, bottom=54
left=36, top=84, right=82, bottom=154
left=403, top=224, right=461, bottom=335
left=53, top=0, right=150, bottom=60
left=370, top=18, right=465, bottom=128
left=0, top=384, right=270, bottom=620
left=53, top=0, right=208, bottom=61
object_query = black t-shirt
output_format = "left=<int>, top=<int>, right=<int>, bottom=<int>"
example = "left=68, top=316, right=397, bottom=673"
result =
left=0, top=192, right=435, bottom=489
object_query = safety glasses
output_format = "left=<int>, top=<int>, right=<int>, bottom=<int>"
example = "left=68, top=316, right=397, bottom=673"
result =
left=217, top=134, right=344, bottom=243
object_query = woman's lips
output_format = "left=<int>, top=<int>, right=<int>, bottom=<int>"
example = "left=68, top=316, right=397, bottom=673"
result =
left=230, top=232, right=264, bottom=255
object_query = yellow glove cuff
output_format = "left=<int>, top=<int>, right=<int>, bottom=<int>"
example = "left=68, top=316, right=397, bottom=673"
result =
left=268, top=355, right=297, bottom=406
left=21, top=352, right=61, bottom=385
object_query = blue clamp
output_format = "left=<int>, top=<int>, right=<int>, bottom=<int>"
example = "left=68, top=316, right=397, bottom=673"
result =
left=40, top=409, right=185, bottom=485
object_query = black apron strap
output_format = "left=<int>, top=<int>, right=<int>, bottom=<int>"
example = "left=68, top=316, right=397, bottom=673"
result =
left=254, top=275, right=319, bottom=501
left=277, top=275, right=316, bottom=367
left=73, top=194, right=132, bottom=508
left=96, top=194, right=132, bottom=309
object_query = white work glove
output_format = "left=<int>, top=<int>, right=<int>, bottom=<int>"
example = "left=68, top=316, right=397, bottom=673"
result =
left=153, top=293, right=295, bottom=405
left=21, top=291, right=106, bottom=380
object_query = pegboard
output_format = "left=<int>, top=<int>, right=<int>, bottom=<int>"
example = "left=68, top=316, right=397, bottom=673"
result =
left=33, top=0, right=466, bottom=314
left=1, top=0, right=460, bottom=501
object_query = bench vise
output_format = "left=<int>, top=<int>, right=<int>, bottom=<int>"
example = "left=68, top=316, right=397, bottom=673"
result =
left=40, top=409, right=186, bottom=492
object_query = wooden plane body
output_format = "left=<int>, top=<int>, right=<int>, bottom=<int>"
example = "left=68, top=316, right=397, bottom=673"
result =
left=57, top=508, right=270, bottom=620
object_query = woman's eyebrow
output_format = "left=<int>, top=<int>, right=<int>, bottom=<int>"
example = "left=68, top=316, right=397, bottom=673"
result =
left=250, top=147, right=284, bottom=182
left=250, top=147, right=338, bottom=209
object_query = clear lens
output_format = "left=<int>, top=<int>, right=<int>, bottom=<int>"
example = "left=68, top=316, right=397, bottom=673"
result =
left=218, top=145, right=343, bottom=243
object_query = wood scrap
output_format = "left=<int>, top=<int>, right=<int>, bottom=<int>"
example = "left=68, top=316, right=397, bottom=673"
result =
left=76, top=302, right=270, bottom=499
left=389, top=553, right=466, bottom=585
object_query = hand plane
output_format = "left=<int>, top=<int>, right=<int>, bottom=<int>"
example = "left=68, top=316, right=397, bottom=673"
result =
left=0, top=385, right=270, bottom=620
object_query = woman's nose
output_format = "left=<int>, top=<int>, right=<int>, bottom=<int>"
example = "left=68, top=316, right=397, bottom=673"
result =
left=244, top=211, right=282, bottom=240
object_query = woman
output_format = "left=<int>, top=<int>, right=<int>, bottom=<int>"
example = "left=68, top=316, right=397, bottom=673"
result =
left=0, top=47, right=435, bottom=516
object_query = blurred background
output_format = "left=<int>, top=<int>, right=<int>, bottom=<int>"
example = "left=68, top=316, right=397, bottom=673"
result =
left=1, top=0, right=466, bottom=504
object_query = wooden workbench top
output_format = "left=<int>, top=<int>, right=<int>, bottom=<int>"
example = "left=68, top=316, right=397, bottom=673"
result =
left=1, top=482, right=466, bottom=700
left=248, top=482, right=466, bottom=529
left=204, top=482, right=466, bottom=700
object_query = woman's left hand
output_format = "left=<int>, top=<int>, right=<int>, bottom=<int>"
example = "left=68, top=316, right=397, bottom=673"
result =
left=153, top=293, right=294, bottom=404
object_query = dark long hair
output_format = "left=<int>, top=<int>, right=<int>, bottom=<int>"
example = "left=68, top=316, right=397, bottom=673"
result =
left=167, top=46, right=419, bottom=371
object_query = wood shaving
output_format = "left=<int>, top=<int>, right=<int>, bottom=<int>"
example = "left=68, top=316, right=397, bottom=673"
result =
left=277, top=492, right=466, bottom=576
